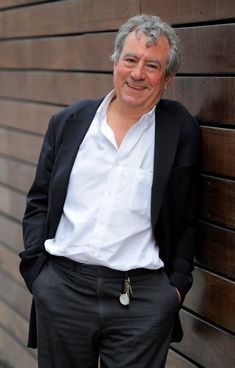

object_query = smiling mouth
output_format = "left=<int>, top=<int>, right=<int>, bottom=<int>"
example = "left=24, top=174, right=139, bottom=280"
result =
left=126, top=82, right=146, bottom=90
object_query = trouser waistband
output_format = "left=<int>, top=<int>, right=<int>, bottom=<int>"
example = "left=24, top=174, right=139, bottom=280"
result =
left=49, top=254, right=163, bottom=278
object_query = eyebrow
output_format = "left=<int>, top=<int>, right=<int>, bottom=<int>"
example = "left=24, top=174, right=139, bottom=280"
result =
left=123, top=52, right=162, bottom=65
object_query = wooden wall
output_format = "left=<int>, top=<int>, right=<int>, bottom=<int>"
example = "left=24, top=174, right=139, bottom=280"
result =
left=0, top=1, right=234, bottom=367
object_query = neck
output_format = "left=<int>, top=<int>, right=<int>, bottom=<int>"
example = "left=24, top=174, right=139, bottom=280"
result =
left=109, top=96, right=155, bottom=126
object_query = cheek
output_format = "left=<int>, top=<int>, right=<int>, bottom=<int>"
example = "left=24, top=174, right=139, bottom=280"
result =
left=149, top=77, right=162, bottom=91
left=114, top=64, right=129, bottom=80
left=118, top=69, right=128, bottom=80
left=149, top=75, right=168, bottom=92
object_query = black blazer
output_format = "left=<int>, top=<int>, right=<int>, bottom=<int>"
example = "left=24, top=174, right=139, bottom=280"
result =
left=20, top=98, right=200, bottom=347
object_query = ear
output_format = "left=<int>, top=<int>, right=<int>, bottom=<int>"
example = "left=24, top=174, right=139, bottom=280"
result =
left=163, top=75, right=174, bottom=91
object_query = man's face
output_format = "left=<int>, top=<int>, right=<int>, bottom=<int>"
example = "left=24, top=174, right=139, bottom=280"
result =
left=113, top=31, right=173, bottom=113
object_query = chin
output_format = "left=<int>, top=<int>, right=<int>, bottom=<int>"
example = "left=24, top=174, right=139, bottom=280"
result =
left=122, top=95, right=145, bottom=107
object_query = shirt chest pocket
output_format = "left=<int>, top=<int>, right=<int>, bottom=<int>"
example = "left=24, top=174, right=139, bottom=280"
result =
left=128, top=168, right=153, bottom=218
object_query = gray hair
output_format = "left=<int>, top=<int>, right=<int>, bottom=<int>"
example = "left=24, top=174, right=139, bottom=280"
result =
left=111, top=14, right=181, bottom=77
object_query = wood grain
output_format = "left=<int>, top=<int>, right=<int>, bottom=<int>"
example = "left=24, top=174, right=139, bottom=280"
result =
left=184, top=267, right=235, bottom=332
left=0, top=24, right=233, bottom=75
left=0, top=99, right=61, bottom=134
left=0, top=214, right=23, bottom=252
left=201, top=126, right=235, bottom=178
left=0, top=127, right=43, bottom=164
left=0, top=328, right=37, bottom=368
left=0, top=0, right=140, bottom=38
left=0, top=0, right=47, bottom=9
left=0, top=156, right=35, bottom=193
left=0, top=185, right=26, bottom=221
left=166, top=77, right=235, bottom=125
left=0, top=299, right=29, bottom=350
left=178, top=24, right=235, bottom=74
left=0, top=71, right=113, bottom=105
left=166, top=349, right=197, bottom=367
left=141, top=0, right=235, bottom=24
left=172, top=310, right=235, bottom=367
left=0, top=33, right=114, bottom=71
left=0, top=244, right=23, bottom=284
left=201, top=175, right=235, bottom=229
left=0, top=270, right=31, bottom=319
left=197, top=222, right=235, bottom=280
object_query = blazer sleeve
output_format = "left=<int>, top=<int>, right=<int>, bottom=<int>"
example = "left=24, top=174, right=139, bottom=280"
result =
left=21, top=99, right=93, bottom=257
left=172, top=119, right=200, bottom=299
left=19, top=114, right=58, bottom=291
left=158, top=108, right=201, bottom=301
left=21, top=115, right=56, bottom=257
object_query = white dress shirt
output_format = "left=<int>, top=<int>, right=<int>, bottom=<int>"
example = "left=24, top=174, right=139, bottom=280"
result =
left=45, top=91, right=164, bottom=271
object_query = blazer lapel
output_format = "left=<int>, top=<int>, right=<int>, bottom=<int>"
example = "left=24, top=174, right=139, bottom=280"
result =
left=48, top=99, right=102, bottom=237
left=151, top=100, right=181, bottom=229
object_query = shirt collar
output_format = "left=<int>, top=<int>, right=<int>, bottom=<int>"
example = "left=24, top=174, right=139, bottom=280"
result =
left=96, top=90, right=116, bottom=122
left=97, top=90, right=156, bottom=127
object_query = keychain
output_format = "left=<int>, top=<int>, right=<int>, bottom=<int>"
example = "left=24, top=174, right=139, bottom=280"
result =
left=119, top=276, right=133, bottom=306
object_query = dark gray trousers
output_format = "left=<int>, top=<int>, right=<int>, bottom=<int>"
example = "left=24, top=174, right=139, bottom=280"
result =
left=32, top=256, right=180, bottom=368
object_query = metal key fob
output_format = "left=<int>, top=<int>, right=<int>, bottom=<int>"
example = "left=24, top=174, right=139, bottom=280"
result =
left=119, top=292, right=130, bottom=306
left=119, top=277, right=133, bottom=306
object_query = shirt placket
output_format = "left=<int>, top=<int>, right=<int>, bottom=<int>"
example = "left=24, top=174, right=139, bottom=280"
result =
left=90, top=111, right=152, bottom=248
left=91, top=160, right=123, bottom=243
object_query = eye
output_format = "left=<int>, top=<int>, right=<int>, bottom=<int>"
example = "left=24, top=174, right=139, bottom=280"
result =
left=147, top=63, right=160, bottom=71
left=124, top=57, right=137, bottom=64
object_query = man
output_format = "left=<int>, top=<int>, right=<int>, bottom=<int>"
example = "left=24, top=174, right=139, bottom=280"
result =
left=20, top=14, right=200, bottom=368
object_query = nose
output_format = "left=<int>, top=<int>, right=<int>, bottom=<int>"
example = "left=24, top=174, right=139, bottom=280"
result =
left=130, top=62, right=145, bottom=80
